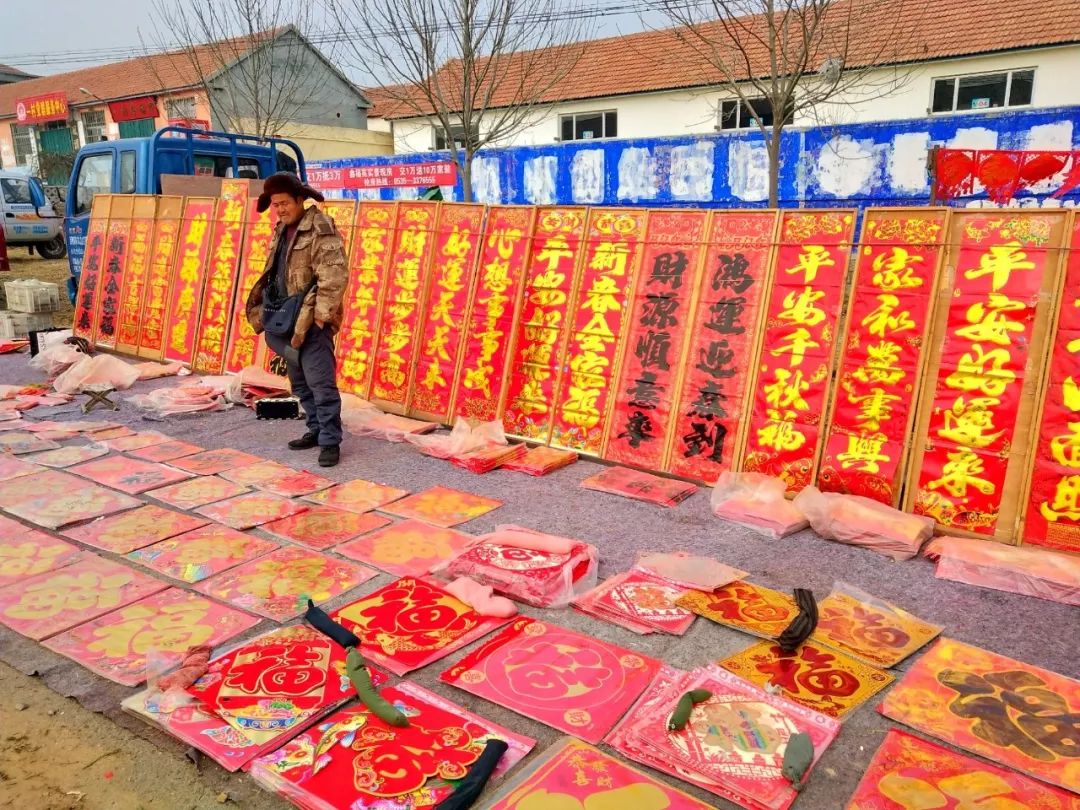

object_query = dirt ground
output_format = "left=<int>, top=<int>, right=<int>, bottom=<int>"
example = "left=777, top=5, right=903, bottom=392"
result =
left=0, top=662, right=283, bottom=810
left=2, top=253, right=75, bottom=328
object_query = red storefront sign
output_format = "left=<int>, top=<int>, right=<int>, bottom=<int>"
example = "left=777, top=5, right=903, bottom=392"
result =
left=307, top=163, right=459, bottom=191
left=109, top=96, right=158, bottom=122
left=15, top=92, right=69, bottom=125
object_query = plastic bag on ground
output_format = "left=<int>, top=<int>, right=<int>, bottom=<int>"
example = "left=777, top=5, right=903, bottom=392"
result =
left=127, top=379, right=228, bottom=417
left=340, top=393, right=438, bottom=441
left=133, top=361, right=184, bottom=380
left=793, top=486, right=933, bottom=561
left=711, top=471, right=808, bottom=539
left=52, top=354, right=141, bottom=394
left=636, top=551, right=748, bottom=592
left=224, top=365, right=290, bottom=406
left=29, top=342, right=84, bottom=377
left=925, top=536, right=1080, bottom=605
left=405, top=416, right=505, bottom=457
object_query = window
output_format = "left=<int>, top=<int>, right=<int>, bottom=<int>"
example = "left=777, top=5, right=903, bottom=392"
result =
left=120, top=151, right=136, bottom=194
left=166, top=96, right=197, bottom=120
left=559, top=111, right=617, bottom=141
left=11, top=125, right=34, bottom=167
left=435, top=124, right=479, bottom=151
left=1, top=178, right=32, bottom=205
left=74, top=152, right=113, bottom=216
left=717, top=97, right=793, bottom=130
left=82, top=110, right=106, bottom=144
left=931, top=69, right=1034, bottom=113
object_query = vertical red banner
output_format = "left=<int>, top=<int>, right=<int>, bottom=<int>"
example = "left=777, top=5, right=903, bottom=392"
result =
left=909, top=211, right=1067, bottom=537
left=502, top=207, right=588, bottom=440
left=550, top=208, right=646, bottom=455
left=94, top=201, right=133, bottom=350
left=410, top=203, right=486, bottom=421
left=224, top=201, right=275, bottom=373
left=1024, top=214, right=1080, bottom=551
left=163, top=197, right=216, bottom=365
left=137, top=197, right=182, bottom=360
left=739, top=210, right=856, bottom=492
left=336, top=202, right=398, bottom=399
left=72, top=196, right=111, bottom=343
left=452, top=206, right=536, bottom=422
left=321, top=200, right=358, bottom=257
left=666, top=211, right=778, bottom=482
left=114, top=199, right=156, bottom=356
left=370, top=202, right=438, bottom=410
left=604, top=210, right=710, bottom=470
left=817, top=210, right=948, bottom=505
left=192, top=181, right=249, bottom=374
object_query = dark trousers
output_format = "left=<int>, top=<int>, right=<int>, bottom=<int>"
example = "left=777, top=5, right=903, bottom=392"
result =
left=264, top=327, right=342, bottom=447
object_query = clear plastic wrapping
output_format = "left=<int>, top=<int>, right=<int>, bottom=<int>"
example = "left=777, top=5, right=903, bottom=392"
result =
left=926, top=536, right=1080, bottom=605
left=793, top=486, right=933, bottom=561
left=710, top=471, right=808, bottom=539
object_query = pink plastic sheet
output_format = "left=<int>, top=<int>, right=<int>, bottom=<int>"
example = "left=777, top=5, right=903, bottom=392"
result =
left=711, top=472, right=808, bottom=539
left=793, top=486, right=933, bottom=561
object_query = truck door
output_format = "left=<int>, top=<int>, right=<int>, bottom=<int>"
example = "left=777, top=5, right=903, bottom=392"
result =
left=64, top=150, right=114, bottom=285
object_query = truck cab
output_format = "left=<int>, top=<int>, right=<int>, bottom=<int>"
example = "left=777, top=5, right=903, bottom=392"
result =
left=1, top=172, right=65, bottom=259
left=64, top=126, right=305, bottom=301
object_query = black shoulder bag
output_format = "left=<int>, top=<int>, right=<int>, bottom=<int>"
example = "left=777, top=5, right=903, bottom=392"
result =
left=262, top=277, right=316, bottom=338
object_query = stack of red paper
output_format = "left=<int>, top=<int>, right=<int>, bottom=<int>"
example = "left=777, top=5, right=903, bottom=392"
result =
left=581, top=465, right=697, bottom=507
left=607, top=664, right=840, bottom=810
left=573, top=567, right=696, bottom=635
left=450, top=442, right=528, bottom=474
left=501, top=445, right=578, bottom=476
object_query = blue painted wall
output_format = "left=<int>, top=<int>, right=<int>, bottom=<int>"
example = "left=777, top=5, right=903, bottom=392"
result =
left=314, top=106, right=1080, bottom=208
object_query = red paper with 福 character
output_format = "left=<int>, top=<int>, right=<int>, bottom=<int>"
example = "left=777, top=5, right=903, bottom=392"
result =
left=410, top=203, right=485, bottom=421
left=550, top=208, right=645, bottom=455
left=740, top=210, right=856, bottom=492
left=452, top=206, right=535, bottom=422
left=193, top=181, right=248, bottom=374
left=667, top=210, right=777, bottom=482
left=163, top=197, right=216, bottom=364
left=818, top=210, right=947, bottom=506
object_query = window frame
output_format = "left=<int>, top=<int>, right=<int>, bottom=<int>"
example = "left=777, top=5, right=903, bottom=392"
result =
left=81, top=109, right=107, bottom=144
left=119, top=150, right=136, bottom=194
left=10, top=124, right=34, bottom=167
left=1, top=177, right=32, bottom=205
left=434, top=123, right=480, bottom=151
left=165, top=96, right=197, bottom=120
left=73, top=152, right=114, bottom=217
left=929, top=68, right=1036, bottom=115
left=716, top=96, right=793, bottom=131
left=557, top=109, right=618, bottom=141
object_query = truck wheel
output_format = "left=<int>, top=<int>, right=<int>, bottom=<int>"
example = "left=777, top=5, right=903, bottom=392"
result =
left=37, top=236, right=67, bottom=260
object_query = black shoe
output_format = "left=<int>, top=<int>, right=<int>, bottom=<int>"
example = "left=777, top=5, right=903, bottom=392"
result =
left=318, top=445, right=340, bottom=467
left=288, top=431, right=319, bottom=450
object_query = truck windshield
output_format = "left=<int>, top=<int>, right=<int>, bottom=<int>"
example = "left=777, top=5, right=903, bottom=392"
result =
left=75, top=153, right=113, bottom=216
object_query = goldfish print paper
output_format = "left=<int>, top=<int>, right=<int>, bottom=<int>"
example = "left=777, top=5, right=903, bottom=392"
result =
left=718, top=640, right=894, bottom=719
left=167, top=448, right=263, bottom=476
left=218, top=460, right=333, bottom=498
left=676, top=581, right=798, bottom=639
left=4, top=482, right=142, bottom=530
left=879, top=638, right=1080, bottom=793
left=127, top=524, right=279, bottom=583
left=0, top=530, right=83, bottom=587
left=69, top=456, right=193, bottom=494
left=43, top=588, right=260, bottom=686
left=301, top=478, right=409, bottom=514
left=261, top=506, right=392, bottom=550
left=62, top=504, right=210, bottom=554
left=196, top=546, right=377, bottom=622
left=0, top=555, right=168, bottom=640
left=194, top=491, right=308, bottom=530
left=128, top=440, right=203, bottom=463
left=146, top=475, right=250, bottom=511
left=849, top=728, right=1077, bottom=809
left=379, top=485, right=503, bottom=527
left=441, top=617, right=662, bottom=744
left=332, top=577, right=512, bottom=676
left=24, top=443, right=110, bottom=468
left=812, top=590, right=942, bottom=668
left=334, top=519, right=475, bottom=578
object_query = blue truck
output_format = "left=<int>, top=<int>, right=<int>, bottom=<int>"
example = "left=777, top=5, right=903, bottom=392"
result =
left=62, top=126, right=306, bottom=302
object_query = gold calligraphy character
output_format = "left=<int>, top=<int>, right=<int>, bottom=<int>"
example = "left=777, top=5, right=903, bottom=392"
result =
left=1050, top=422, right=1080, bottom=469
left=871, top=247, right=924, bottom=291
left=945, top=346, right=1015, bottom=397
left=837, top=434, right=891, bottom=473
left=927, top=448, right=995, bottom=498
left=771, top=327, right=820, bottom=367
left=778, top=287, right=827, bottom=328
left=1040, top=475, right=1080, bottom=521
left=861, top=294, right=916, bottom=338
left=786, top=244, right=834, bottom=284
left=940, top=396, right=1004, bottom=449
left=764, top=368, right=809, bottom=411
left=964, top=241, right=1035, bottom=291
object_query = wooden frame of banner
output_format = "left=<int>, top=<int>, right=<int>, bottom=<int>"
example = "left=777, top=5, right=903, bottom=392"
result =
left=92, top=194, right=135, bottom=349
left=1012, top=209, right=1078, bottom=547
left=902, top=209, right=1071, bottom=543
left=407, top=203, right=490, bottom=423
left=816, top=207, right=951, bottom=507
left=113, top=196, right=159, bottom=357
left=135, top=195, right=184, bottom=361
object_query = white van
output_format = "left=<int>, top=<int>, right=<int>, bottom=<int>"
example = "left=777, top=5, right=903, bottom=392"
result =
left=0, top=171, right=66, bottom=259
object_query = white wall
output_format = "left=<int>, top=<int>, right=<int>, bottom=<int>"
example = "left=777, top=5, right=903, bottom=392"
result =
left=386, top=45, right=1080, bottom=153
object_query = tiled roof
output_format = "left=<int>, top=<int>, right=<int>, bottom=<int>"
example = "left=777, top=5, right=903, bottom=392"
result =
left=0, top=64, right=37, bottom=78
left=0, top=29, right=284, bottom=120
left=367, top=0, right=1080, bottom=119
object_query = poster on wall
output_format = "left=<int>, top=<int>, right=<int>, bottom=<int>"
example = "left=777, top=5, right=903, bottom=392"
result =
left=114, top=197, right=158, bottom=356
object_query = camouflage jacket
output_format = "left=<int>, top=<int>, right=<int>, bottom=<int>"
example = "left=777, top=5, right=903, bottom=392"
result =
left=245, top=205, right=348, bottom=349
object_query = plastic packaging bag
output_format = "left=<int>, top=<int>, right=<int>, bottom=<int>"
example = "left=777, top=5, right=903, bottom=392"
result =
left=29, top=342, right=84, bottom=377
left=925, top=536, right=1080, bottom=606
left=52, top=354, right=142, bottom=394
left=406, top=416, right=506, bottom=458
left=127, top=380, right=228, bottom=417
left=636, top=551, right=748, bottom=592
left=793, top=486, right=933, bottom=561
left=339, top=393, right=439, bottom=441
left=710, top=471, right=808, bottom=539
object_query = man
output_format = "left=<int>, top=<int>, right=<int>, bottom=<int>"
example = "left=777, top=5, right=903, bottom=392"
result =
left=246, top=172, right=348, bottom=467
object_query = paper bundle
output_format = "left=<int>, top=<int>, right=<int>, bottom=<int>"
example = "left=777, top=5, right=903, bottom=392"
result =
left=581, top=465, right=697, bottom=507
left=501, top=445, right=578, bottom=476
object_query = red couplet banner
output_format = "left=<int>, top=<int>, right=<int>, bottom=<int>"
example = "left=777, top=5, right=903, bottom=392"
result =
left=739, top=210, right=856, bottom=492
left=137, top=199, right=182, bottom=360
left=115, top=206, right=156, bottom=355
left=320, top=200, right=358, bottom=257
left=72, top=199, right=110, bottom=343
left=224, top=201, right=275, bottom=373
left=666, top=210, right=778, bottom=482
left=817, top=210, right=948, bottom=506
left=94, top=212, right=132, bottom=350
left=163, top=198, right=216, bottom=364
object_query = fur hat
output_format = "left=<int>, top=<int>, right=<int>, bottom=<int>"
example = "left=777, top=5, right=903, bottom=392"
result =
left=257, top=172, right=325, bottom=212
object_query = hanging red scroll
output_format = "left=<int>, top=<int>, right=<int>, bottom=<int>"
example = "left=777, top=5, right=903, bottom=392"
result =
left=114, top=197, right=156, bottom=356
left=502, top=207, right=588, bottom=441
left=193, top=181, right=249, bottom=374
left=137, top=197, right=182, bottom=360
left=550, top=208, right=646, bottom=455
left=163, top=197, right=216, bottom=365
left=451, top=206, right=535, bottom=422
left=320, top=199, right=358, bottom=257
left=1022, top=214, right=1080, bottom=551
left=409, top=203, right=486, bottom=422
left=370, top=202, right=439, bottom=412
left=907, top=211, right=1069, bottom=539
left=739, top=210, right=856, bottom=492
left=94, top=197, right=134, bottom=350
left=336, top=202, right=398, bottom=398
left=223, top=201, right=274, bottom=373
left=818, top=210, right=948, bottom=506
left=604, top=210, right=709, bottom=470
left=666, top=210, right=778, bottom=482
left=72, top=196, right=111, bottom=343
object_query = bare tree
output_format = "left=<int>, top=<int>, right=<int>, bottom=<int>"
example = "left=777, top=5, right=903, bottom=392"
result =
left=326, top=0, right=592, bottom=201
left=657, top=0, right=929, bottom=206
left=144, top=0, right=340, bottom=139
